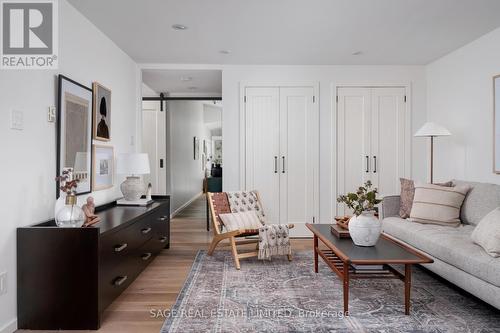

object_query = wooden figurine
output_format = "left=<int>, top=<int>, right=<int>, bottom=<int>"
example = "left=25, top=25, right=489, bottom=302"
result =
left=82, top=197, right=100, bottom=227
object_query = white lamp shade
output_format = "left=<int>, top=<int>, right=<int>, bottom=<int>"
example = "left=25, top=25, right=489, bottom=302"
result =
left=414, top=122, right=451, bottom=137
left=116, top=153, right=150, bottom=175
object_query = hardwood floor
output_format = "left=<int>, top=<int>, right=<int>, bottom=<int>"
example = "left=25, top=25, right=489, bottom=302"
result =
left=18, top=195, right=311, bottom=333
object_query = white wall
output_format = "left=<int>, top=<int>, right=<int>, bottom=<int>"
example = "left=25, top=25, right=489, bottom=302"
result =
left=427, top=27, right=500, bottom=184
left=168, top=101, right=211, bottom=214
left=221, top=65, right=427, bottom=222
left=0, top=1, right=140, bottom=331
left=142, top=83, right=158, bottom=97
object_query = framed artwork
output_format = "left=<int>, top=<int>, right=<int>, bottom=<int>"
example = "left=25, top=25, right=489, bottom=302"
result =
left=193, top=137, right=200, bottom=160
left=93, top=82, right=111, bottom=141
left=57, top=75, right=93, bottom=197
left=495, top=75, right=500, bottom=173
left=92, top=145, right=114, bottom=190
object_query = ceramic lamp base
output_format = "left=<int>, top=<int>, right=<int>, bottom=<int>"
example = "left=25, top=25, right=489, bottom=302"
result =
left=120, top=176, right=145, bottom=201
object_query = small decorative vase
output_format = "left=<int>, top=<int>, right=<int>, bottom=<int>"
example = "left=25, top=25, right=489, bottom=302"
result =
left=348, top=211, right=381, bottom=246
left=120, top=176, right=145, bottom=201
left=55, top=193, right=85, bottom=228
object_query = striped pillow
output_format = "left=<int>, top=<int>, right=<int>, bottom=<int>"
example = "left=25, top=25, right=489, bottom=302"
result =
left=219, top=211, right=263, bottom=232
left=409, top=183, right=470, bottom=227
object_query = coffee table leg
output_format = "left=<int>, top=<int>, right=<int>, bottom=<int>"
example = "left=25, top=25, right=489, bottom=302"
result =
left=313, top=235, right=318, bottom=273
left=405, top=264, right=411, bottom=315
left=343, top=261, right=349, bottom=315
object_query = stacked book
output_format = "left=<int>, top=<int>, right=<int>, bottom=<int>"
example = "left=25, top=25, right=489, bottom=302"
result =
left=350, top=264, right=386, bottom=273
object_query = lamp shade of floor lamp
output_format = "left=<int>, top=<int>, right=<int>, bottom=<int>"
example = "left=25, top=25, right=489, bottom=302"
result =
left=414, top=122, right=451, bottom=183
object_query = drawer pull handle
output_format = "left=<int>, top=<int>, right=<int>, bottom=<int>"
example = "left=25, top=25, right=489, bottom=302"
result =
left=114, top=243, right=128, bottom=252
left=141, top=227, right=152, bottom=234
left=113, top=275, right=128, bottom=286
left=158, top=216, right=168, bottom=221
left=159, top=236, right=167, bottom=243
left=142, top=252, right=152, bottom=260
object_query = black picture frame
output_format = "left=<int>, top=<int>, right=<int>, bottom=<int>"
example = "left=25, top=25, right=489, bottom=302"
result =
left=56, top=74, right=93, bottom=198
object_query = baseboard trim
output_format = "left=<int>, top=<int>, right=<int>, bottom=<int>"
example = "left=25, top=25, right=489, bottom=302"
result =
left=0, top=318, right=17, bottom=333
left=170, top=192, right=203, bottom=218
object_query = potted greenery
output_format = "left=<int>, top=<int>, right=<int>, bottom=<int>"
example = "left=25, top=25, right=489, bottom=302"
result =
left=337, top=181, right=382, bottom=246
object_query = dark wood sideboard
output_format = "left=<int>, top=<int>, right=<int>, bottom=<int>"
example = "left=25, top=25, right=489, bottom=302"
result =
left=17, top=197, right=170, bottom=330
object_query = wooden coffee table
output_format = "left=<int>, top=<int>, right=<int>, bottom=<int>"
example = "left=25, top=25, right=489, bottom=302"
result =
left=306, top=223, right=433, bottom=315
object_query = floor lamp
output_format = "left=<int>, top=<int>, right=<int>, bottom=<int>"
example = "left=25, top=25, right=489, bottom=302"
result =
left=414, top=122, right=451, bottom=184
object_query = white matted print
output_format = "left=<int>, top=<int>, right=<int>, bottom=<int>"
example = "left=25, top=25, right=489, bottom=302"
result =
left=495, top=75, right=500, bottom=173
left=92, top=145, right=114, bottom=190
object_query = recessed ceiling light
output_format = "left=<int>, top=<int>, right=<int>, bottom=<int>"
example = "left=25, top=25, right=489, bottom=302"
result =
left=219, top=50, right=231, bottom=55
left=352, top=51, right=363, bottom=56
left=172, top=24, right=188, bottom=31
left=180, top=76, right=193, bottom=81
left=187, top=86, right=197, bottom=90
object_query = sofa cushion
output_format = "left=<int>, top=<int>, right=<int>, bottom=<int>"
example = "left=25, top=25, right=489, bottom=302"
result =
left=453, top=180, right=500, bottom=225
left=409, top=183, right=469, bottom=227
left=383, top=217, right=500, bottom=287
left=399, top=178, right=453, bottom=219
left=471, top=208, right=500, bottom=257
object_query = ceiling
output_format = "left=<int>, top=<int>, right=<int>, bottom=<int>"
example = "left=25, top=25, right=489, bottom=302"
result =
left=68, top=0, right=500, bottom=65
left=142, top=69, right=222, bottom=95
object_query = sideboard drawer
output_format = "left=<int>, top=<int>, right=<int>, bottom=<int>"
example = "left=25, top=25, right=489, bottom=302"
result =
left=100, top=218, right=154, bottom=258
left=99, top=256, right=135, bottom=311
left=149, top=209, right=169, bottom=248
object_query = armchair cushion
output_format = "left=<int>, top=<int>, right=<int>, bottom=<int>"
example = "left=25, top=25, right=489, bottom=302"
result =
left=219, top=211, right=263, bottom=232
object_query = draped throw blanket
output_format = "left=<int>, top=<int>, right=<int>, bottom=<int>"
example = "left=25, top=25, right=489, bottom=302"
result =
left=258, top=224, right=291, bottom=260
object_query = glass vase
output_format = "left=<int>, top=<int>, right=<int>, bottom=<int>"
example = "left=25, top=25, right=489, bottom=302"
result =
left=55, top=193, right=85, bottom=228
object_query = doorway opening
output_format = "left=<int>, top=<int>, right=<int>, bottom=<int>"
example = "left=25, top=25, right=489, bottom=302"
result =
left=141, top=69, right=222, bottom=217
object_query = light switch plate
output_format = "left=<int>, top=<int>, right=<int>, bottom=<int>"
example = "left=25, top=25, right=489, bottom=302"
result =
left=10, top=109, right=23, bottom=130
left=48, top=106, right=56, bottom=122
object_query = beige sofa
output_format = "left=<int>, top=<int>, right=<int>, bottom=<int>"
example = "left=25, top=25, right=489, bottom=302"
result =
left=380, top=180, right=500, bottom=309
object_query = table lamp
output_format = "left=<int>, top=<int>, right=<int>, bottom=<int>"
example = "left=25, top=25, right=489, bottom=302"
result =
left=414, top=122, right=451, bottom=183
left=116, top=153, right=151, bottom=204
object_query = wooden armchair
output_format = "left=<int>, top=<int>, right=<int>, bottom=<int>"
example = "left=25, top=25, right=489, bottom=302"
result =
left=207, top=191, right=293, bottom=269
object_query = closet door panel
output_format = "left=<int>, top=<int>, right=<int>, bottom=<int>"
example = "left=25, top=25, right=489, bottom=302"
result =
left=244, top=87, right=280, bottom=223
left=337, top=88, right=371, bottom=216
left=279, top=87, right=316, bottom=230
left=371, top=88, right=406, bottom=197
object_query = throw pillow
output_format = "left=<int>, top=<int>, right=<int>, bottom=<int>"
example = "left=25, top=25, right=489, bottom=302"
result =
left=399, top=178, right=453, bottom=218
left=409, top=182, right=470, bottom=227
left=219, top=211, right=263, bottom=232
left=471, top=207, right=500, bottom=257
left=226, top=191, right=267, bottom=224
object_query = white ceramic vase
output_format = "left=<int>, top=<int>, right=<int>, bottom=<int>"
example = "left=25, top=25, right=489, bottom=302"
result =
left=348, top=211, right=381, bottom=246
left=120, top=176, right=145, bottom=201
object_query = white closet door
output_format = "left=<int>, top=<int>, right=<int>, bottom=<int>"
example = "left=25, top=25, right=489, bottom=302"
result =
left=337, top=88, right=372, bottom=215
left=279, top=87, right=317, bottom=235
left=244, top=87, right=281, bottom=224
left=370, top=87, right=406, bottom=197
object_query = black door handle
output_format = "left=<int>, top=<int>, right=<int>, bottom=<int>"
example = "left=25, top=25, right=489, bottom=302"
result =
left=282, top=156, right=285, bottom=173
left=365, top=156, right=369, bottom=173
left=159, top=159, right=164, bottom=168
left=373, top=156, right=377, bottom=173
left=274, top=156, right=278, bottom=173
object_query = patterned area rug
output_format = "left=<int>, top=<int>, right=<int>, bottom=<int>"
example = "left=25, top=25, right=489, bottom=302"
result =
left=160, top=251, right=500, bottom=333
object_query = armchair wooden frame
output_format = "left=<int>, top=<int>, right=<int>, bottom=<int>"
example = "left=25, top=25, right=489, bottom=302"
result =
left=206, top=191, right=293, bottom=269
